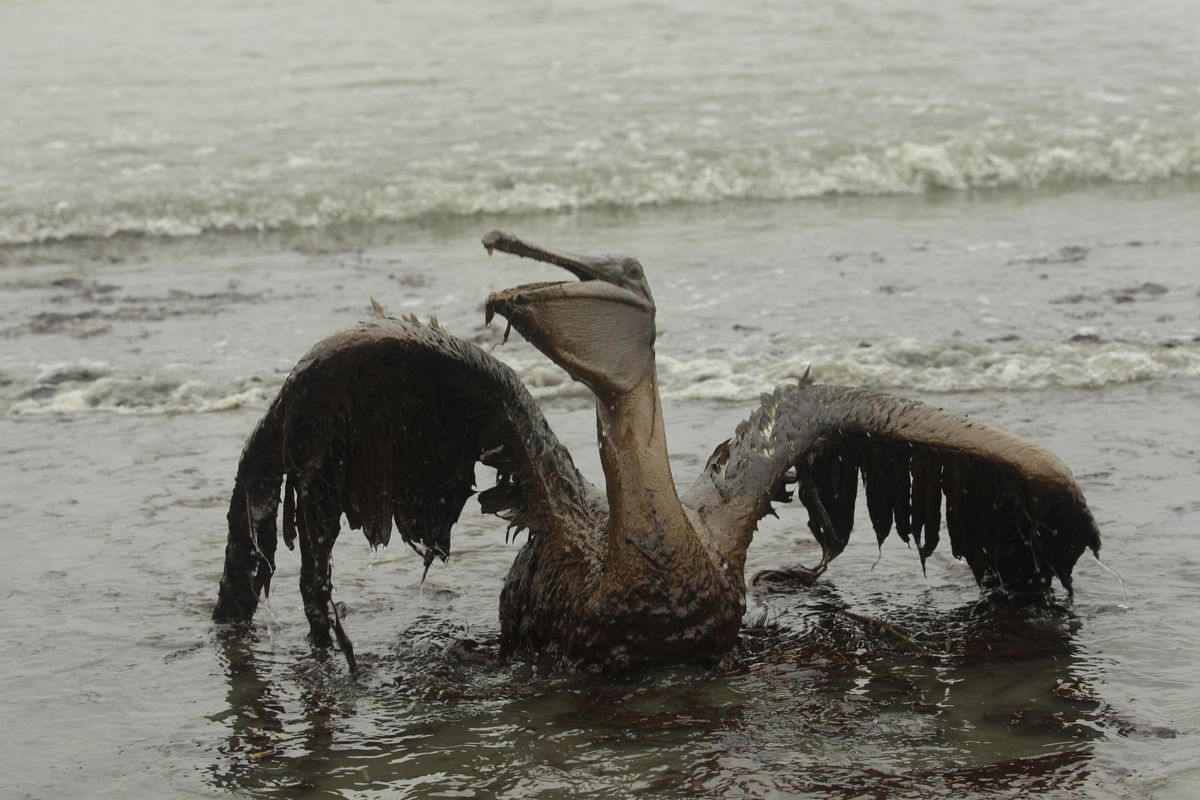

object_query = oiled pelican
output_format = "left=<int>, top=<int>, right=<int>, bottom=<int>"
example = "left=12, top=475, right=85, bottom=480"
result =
left=213, top=231, right=1100, bottom=672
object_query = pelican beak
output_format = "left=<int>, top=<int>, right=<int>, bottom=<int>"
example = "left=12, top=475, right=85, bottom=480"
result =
left=481, top=230, right=611, bottom=283
left=480, top=230, right=656, bottom=395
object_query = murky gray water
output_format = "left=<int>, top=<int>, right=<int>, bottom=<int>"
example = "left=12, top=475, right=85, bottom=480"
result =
left=2, top=0, right=1199, bottom=796
left=3, top=0, right=1198, bottom=243
left=3, top=184, right=1199, bottom=798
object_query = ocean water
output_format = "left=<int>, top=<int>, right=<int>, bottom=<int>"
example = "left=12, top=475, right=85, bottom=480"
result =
left=2, top=0, right=1199, bottom=798
left=4, top=0, right=1199, bottom=244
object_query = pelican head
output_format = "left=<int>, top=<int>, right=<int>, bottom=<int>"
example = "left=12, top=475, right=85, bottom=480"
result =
left=483, top=230, right=656, bottom=397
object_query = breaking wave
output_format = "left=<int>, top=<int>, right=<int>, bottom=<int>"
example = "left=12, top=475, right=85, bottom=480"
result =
left=4, top=365, right=279, bottom=417
left=7, top=339, right=1198, bottom=417
left=3, top=130, right=1198, bottom=246
left=521, top=338, right=1200, bottom=401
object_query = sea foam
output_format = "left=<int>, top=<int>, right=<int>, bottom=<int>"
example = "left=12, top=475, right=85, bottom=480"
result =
left=3, top=131, right=1197, bottom=246
left=6, top=339, right=1197, bottom=417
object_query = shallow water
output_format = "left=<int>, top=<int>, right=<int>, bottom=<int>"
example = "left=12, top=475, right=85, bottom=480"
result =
left=3, top=0, right=1200, bottom=796
left=3, top=0, right=1198, bottom=243
left=2, top=183, right=1199, bottom=798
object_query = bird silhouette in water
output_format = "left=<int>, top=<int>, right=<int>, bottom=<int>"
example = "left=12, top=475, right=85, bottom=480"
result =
left=214, top=231, right=1100, bottom=673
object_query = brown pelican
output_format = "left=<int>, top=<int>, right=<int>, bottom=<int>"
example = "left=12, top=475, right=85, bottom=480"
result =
left=213, top=231, right=1100, bottom=672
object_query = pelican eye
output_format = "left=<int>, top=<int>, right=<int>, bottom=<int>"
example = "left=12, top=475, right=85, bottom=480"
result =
left=625, top=261, right=643, bottom=280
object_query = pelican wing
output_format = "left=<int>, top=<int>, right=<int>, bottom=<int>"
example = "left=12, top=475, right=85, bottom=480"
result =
left=681, top=380, right=1100, bottom=594
left=214, top=315, right=601, bottom=636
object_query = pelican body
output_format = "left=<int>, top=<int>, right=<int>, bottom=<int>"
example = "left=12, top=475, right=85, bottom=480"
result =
left=214, top=232, right=1100, bottom=672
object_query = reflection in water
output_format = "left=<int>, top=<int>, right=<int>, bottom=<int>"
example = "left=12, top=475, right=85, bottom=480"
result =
left=208, top=593, right=1110, bottom=798
left=208, top=631, right=289, bottom=792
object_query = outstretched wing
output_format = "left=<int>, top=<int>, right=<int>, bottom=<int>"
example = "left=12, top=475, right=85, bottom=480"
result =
left=681, top=379, right=1100, bottom=594
left=214, top=315, right=602, bottom=654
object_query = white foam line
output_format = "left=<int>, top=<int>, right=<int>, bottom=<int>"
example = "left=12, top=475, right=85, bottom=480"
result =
left=2, top=131, right=1197, bottom=245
